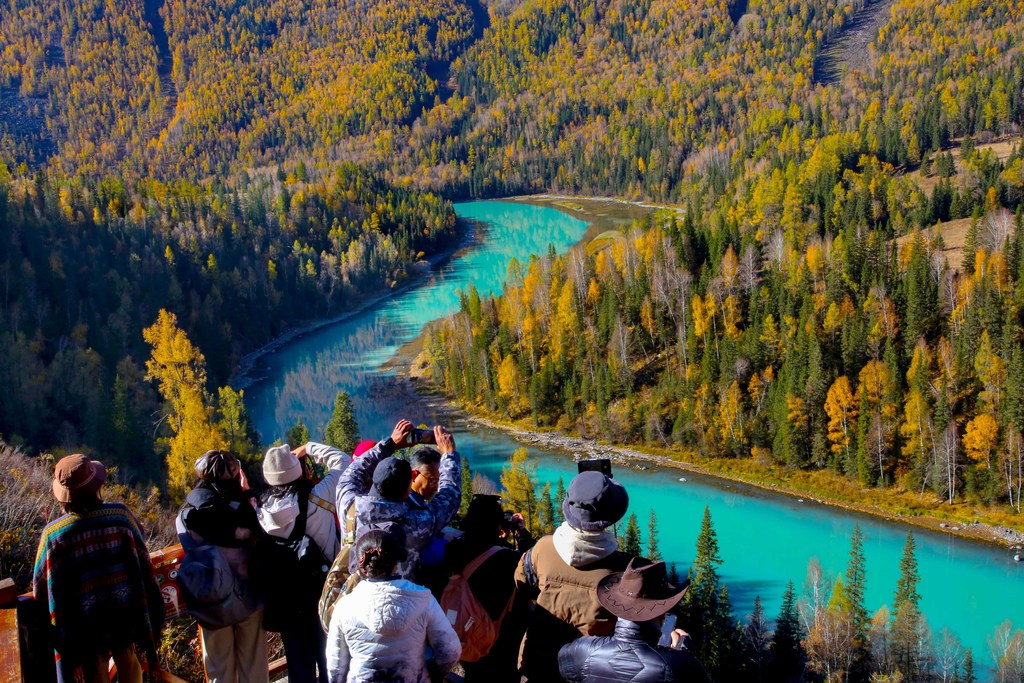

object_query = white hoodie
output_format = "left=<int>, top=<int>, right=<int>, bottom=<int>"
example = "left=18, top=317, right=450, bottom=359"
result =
left=327, top=578, right=461, bottom=683
left=257, top=442, right=350, bottom=559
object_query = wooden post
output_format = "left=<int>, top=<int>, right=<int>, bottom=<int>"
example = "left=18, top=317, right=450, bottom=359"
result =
left=0, top=607, right=22, bottom=683
left=0, top=580, right=18, bottom=609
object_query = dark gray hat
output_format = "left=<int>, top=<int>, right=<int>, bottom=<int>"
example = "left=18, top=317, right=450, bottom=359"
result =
left=371, top=456, right=412, bottom=501
left=562, top=471, right=629, bottom=531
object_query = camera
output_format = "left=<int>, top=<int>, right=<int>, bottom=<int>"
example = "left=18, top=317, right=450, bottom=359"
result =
left=501, top=510, right=525, bottom=532
left=410, top=428, right=435, bottom=445
left=578, top=458, right=612, bottom=477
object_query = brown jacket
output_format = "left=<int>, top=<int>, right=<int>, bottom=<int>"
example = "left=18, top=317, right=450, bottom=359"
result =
left=514, top=529, right=632, bottom=680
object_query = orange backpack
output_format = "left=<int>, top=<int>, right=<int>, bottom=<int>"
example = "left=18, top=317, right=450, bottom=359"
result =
left=439, top=545, right=513, bottom=662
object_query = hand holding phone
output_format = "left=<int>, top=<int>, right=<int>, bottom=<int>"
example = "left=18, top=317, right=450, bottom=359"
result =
left=658, top=614, right=677, bottom=647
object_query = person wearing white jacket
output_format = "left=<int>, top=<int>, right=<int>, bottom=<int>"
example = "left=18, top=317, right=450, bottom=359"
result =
left=327, top=525, right=461, bottom=683
left=259, top=441, right=352, bottom=683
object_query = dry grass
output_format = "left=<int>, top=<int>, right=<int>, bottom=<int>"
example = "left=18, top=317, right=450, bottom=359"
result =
left=894, top=217, right=972, bottom=272
left=906, top=136, right=1020, bottom=195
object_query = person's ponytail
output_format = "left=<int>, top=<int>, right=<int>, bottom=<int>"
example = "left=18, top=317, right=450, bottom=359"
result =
left=354, top=529, right=402, bottom=578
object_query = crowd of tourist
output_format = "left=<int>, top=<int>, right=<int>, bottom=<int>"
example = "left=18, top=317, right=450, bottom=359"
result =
left=31, top=419, right=709, bottom=683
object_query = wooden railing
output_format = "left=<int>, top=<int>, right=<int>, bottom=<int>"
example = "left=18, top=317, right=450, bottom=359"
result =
left=0, top=545, right=289, bottom=683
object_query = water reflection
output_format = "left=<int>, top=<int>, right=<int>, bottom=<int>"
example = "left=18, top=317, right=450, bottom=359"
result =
left=247, top=201, right=589, bottom=442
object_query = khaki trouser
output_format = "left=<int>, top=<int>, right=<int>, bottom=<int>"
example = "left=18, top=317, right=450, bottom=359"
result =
left=200, top=610, right=269, bottom=683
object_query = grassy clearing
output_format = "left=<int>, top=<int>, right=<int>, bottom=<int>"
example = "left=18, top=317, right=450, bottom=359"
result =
left=906, top=136, right=1020, bottom=195
left=895, top=217, right=972, bottom=271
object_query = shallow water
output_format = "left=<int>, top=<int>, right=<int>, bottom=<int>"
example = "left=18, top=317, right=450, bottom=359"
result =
left=244, top=200, right=1021, bottom=674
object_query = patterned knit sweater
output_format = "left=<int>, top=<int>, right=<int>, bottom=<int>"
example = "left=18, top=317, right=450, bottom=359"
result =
left=33, top=503, right=164, bottom=682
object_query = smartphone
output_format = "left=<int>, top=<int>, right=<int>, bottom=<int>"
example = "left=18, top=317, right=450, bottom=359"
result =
left=410, top=428, right=435, bottom=445
left=658, top=613, right=677, bottom=648
left=577, top=458, right=612, bottom=477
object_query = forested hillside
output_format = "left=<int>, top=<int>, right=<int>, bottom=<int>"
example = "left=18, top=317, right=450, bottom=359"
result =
left=423, top=0, right=1024, bottom=517
left=1, top=0, right=1023, bottom=490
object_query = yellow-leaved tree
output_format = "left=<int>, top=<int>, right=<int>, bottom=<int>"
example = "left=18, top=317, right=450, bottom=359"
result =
left=500, top=447, right=539, bottom=534
left=963, top=413, right=999, bottom=470
left=143, top=309, right=227, bottom=498
left=825, top=376, right=858, bottom=465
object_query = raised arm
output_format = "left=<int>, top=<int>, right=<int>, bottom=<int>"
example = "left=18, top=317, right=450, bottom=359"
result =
left=305, top=442, right=352, bottom=472
left=424, top=426, right=461, bottom=537
left=337, top=420, right=413, bottom=513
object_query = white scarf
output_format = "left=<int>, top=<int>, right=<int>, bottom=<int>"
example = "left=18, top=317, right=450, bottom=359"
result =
left=552, top=521, right=619, bottom=567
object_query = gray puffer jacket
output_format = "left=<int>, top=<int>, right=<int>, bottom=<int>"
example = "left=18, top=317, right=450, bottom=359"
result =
left=326, top=577, right=461, bottom=683
left=338, top=439, right=461, bottom=578
left=558, top=619, right=710, bottom=683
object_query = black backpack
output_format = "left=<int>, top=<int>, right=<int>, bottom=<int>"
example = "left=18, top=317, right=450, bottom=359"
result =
left=261, top=488, right=333, bottom=632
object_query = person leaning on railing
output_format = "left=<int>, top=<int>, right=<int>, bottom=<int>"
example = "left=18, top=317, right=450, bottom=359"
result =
left=33, top=454, right=165, bottom=683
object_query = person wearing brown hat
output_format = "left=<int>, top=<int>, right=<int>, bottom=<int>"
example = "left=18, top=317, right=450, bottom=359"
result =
left=33, top=454, right=164, bottom=683
left=177, top=450, right=268, bottom=683
left=514, top=471, right=634, bottom=680
left=558, top=558, right=709, bottom=682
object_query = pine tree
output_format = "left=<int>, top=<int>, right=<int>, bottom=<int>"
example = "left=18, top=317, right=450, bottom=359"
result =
left=286, top=418, right=309, bottom=449
left=623, top=512, right=642, bottom=556
left=323, top=390, right=359, bottom=452
left=554, top=476, right=567, bottom=527
left=743, top=596, right=772, bottom=681
left=961, top=649, right=975, bottom=683
left=217, top=386, right=259, bottom=459
left=772, top=580, right=803, bottom=679
left=713, top=584, right=742, bottom=680
left=681, top=506, right=731, bottom=676
left=537, top=482, right=555, bottom=535
left=646, top=509, right=662, bottom=561
left=458, top=454, right=473, bottom=519
left=891, top=532, right=926, bottom=680
left=843, top=524, right=872, bottom=679
left=894, top=532, right=920, bottom=612
left=108, top=373, right=136, bottom=465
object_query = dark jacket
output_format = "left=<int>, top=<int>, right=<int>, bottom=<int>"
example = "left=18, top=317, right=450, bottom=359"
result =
left=558, top=619, right=710, bottom=683
left=178, top=481, right=263, bottom=548
left=442, top=537, right=524, bottom=683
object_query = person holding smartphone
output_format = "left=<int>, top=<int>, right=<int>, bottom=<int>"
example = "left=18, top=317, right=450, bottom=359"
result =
left=557, top=558, right=710, bottom=682
left=337, top=419, right=461, bottom=580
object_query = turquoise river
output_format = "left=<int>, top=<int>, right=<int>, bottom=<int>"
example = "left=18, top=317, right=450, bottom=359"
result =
left=243, top=200, right=1022, bottom=675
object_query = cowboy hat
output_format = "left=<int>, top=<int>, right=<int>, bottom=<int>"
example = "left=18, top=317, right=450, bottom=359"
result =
left=597, top=557, right=689, bottom=621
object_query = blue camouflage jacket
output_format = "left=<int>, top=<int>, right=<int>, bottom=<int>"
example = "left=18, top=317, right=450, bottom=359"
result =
left=338, top=439, right=461, bottom=578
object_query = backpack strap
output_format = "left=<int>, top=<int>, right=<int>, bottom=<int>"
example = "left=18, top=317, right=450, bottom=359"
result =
left=287, top=484, right=311, bottom=543
left=462, top=545, right=504, bottom=581
left=342, top=504, right=356, bottom=542
left=521, top=547, right=538, bottom=589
